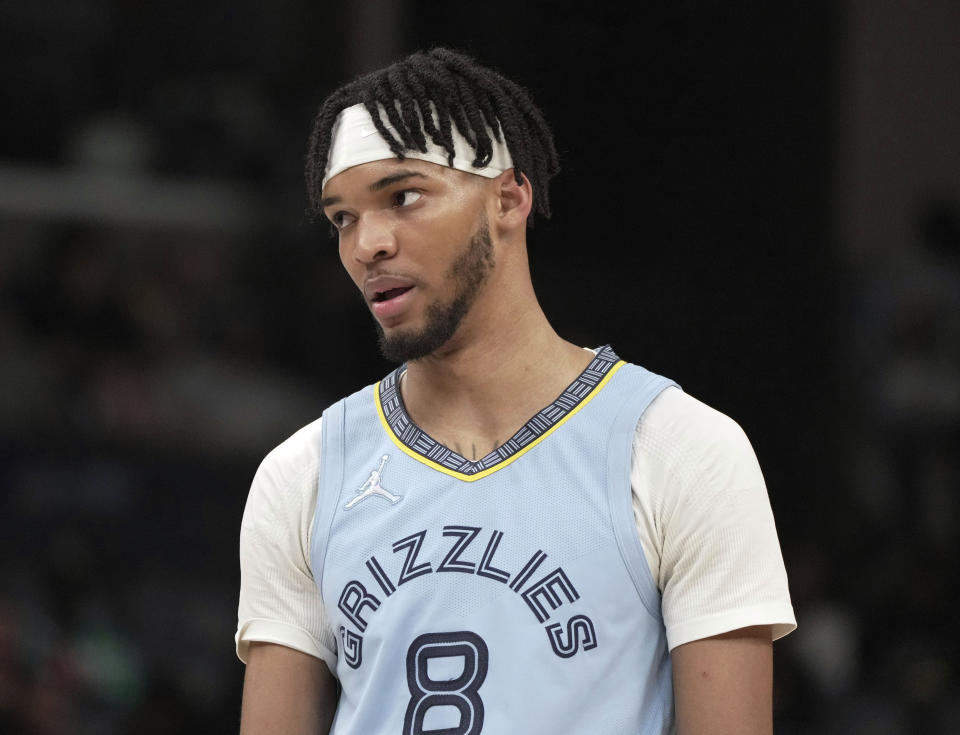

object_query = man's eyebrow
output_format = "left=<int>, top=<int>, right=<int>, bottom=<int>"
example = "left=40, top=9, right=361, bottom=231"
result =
left=369, top=170, right=428, bottom=192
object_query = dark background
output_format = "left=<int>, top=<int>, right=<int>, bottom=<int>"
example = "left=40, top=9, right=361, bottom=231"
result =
left=2, top=1, right=958, bottom=732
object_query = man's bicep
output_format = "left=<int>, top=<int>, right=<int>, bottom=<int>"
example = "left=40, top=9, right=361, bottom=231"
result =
left=671, top=625, right=773, bottom=735
left=236, top=418, right=337, bottom=664
left=240, top=642, right=338, bottom=735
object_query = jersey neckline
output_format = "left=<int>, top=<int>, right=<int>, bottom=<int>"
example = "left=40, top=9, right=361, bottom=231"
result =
left=374, top=345, right=625, bottom=482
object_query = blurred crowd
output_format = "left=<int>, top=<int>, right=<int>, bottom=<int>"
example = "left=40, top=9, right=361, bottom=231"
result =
left=1, top=69, right=338, bottom=731
left=0, top=220, right=331, bottom=732
left=772, top=202, right=960, bottom=734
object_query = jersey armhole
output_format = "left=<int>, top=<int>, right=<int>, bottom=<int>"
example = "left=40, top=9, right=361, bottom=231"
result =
left=310, top=400, right=345, bottom=611
left=605, top=365, right=677, bottom=622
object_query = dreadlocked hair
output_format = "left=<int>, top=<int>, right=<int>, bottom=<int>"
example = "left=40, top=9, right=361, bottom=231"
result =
left=305, top=48, right=560, bottom=225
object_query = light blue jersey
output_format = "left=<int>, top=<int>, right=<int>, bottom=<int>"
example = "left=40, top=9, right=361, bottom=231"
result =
left=311, top=346, right=678, bottom=734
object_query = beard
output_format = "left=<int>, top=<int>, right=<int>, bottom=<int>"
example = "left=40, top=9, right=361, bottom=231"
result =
left=375, top=214, right=494, bottom=363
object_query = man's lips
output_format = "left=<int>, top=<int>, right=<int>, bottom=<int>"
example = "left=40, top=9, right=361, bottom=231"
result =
left=372, top=286, right=413, bottom=303
left=363, top=275, right=416, bottom=304
left=364, top=275, right=417, bottom=321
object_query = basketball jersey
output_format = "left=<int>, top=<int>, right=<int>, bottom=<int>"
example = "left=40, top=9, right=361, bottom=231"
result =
left=310, top=346, right=678, bottom=734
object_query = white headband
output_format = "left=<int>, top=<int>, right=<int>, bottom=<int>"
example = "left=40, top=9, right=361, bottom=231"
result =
left=322, top=102, right=514, bottom=190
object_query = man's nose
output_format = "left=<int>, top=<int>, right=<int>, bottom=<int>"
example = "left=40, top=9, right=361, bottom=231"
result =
left=354, top=212, right=397, bottom=263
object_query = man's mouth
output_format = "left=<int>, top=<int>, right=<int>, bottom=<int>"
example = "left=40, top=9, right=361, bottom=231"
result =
left=372, top=286, right=413, bottom=303
left=364, top=276, right=417, bottom=320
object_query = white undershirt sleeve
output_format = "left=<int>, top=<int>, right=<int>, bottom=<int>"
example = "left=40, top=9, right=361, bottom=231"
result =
left=631, top=387, right=796, bottom=650
left=236, top=417, right=337, bottom=671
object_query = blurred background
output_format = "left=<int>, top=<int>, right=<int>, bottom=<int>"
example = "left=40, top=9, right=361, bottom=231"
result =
left=1, top=1, right=958, bottom=732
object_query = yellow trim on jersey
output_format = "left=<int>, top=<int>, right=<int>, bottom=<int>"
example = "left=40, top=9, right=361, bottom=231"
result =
left=374, top=360, right=627, bottom=482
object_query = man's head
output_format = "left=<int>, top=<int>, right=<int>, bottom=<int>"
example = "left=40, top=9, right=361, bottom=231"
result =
left=305, top=48, right=559, bottom=225
left=306, top=49, right=559, bottom=363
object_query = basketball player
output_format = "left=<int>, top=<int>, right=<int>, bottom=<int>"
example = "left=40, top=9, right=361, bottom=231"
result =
left=236, top=48, right=795, bottom=734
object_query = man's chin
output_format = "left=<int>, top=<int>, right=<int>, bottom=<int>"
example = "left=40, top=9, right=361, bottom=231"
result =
left=376, top=324, right=436, bottom=364
left=374, top=311, right=464, bottom=364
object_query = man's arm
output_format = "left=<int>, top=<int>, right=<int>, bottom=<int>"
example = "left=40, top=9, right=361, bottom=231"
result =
left=240, top=642, right=338, bottom=735
left=671, top=625, right=773, bottom=735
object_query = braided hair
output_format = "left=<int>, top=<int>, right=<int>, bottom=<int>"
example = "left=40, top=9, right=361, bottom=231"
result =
left=305, top=48, right=560, bottom=225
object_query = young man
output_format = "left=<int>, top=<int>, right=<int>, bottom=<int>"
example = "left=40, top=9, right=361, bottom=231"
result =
left=236, top=48, right=795, bottom=734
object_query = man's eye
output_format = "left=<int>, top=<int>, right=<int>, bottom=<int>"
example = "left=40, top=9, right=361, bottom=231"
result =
left=331, top=211, right=356, bottom=229
left=392, top=190, right=422, bottom=208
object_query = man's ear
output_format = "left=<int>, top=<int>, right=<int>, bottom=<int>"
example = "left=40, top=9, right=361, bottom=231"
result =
left=493, top=169, right=533, bottom=233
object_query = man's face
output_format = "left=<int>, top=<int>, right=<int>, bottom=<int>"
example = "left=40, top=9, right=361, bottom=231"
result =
left=320, top=158, right=495, bottom=362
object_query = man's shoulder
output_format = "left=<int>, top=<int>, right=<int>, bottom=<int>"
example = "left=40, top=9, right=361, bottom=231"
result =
left=643, top=386, right=744, bottom=438
left=639, top=386, right=760, bottom=478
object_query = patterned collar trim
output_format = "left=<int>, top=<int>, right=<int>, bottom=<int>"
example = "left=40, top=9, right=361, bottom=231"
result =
left=375, top=345, right=623, bottom=480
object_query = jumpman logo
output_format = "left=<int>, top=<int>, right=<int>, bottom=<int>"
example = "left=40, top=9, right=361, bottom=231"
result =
left=345, top=455, right=401, bottom=509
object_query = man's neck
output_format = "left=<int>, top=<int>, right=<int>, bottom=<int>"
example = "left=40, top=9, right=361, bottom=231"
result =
left=399, top=305, right=593, bottom=457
